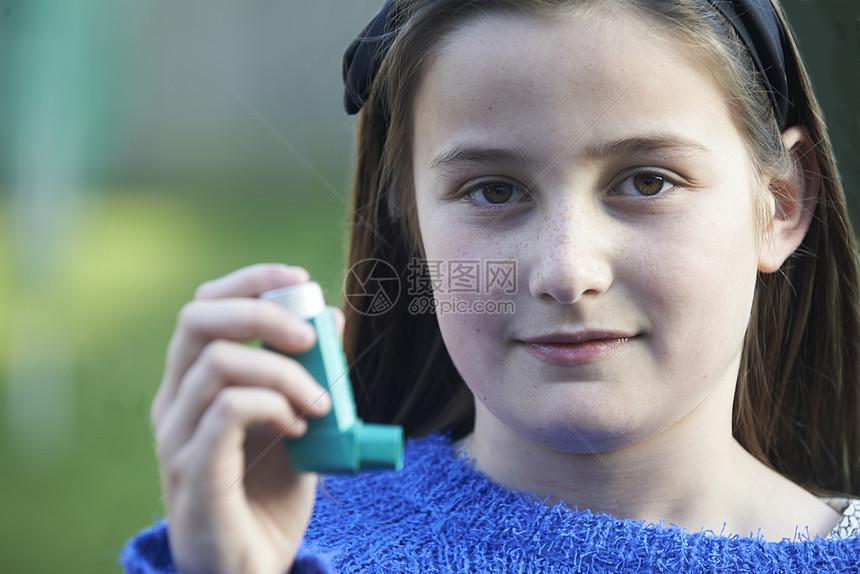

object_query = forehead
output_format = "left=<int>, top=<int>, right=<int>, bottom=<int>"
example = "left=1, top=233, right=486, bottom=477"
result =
left=412, top=10, right=737, bottom=167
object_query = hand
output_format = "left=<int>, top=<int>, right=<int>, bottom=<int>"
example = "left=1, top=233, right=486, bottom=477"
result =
left=150, top=264, right=342, bottom=574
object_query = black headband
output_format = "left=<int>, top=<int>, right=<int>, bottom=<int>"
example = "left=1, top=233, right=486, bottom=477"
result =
left=709, top=0, right=795, bottom=129
left=342, top=0, right=796, bottom=129
left=342, top=0, right=397, bottom=116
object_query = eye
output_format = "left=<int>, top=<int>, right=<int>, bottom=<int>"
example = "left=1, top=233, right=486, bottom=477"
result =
left=480, top=182, right=514, bottom=204
left=464, top=181, right=530, bottom=208
left=614, top=171, right=677, bottom=197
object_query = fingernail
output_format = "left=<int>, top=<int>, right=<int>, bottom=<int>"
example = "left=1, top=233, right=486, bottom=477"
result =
left=293, top=323, right=316, bottom=346
left=286, top=266, right=310, bottom=281
left=291, top=418, right=308, bottom=436
left=313, top=389, right=331, bottom=414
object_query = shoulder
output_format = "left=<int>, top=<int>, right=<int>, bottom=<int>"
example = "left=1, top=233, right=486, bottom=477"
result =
left=821, top=497, right=860, bottom=540
left=730, top=450, right=853, bottom=541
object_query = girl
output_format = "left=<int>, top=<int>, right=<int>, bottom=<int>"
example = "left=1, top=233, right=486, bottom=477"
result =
left=123, top=0, right=860, bottom=572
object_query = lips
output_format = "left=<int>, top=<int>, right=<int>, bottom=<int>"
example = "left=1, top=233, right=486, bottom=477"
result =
left=520, top=331, right=635, bottom=345
left=518, top=331, right=636, bottom=365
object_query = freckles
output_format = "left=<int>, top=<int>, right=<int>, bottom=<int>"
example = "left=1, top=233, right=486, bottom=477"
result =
left=437, top=317, right=502, bottom=394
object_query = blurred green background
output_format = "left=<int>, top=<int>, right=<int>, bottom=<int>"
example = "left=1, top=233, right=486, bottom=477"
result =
left=0, top=0, right=857, bottom=571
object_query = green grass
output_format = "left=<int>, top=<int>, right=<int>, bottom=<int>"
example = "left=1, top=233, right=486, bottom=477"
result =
left=0, top=186, right=348, bottom=572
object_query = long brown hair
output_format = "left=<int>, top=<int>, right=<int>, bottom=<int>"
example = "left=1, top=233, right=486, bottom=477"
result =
left=339, top=0, right=860, bottom=497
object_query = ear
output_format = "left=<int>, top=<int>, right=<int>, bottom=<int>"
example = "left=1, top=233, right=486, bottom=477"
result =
left=758, top=126, right=819, bottom=273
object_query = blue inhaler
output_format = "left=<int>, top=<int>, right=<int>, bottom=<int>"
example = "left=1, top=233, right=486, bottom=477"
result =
left=260, top=281, right=403, bottom=474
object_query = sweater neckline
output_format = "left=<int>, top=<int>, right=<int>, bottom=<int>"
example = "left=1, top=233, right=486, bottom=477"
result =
left=434, top=433, right=860, bottom=543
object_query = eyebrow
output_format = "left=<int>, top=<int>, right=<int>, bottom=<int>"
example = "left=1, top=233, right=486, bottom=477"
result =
left=428, top=134, right=711, bottom=173
left=429, top=145, right=541, bottom=173
left=583, top=135, right=712, bottom=162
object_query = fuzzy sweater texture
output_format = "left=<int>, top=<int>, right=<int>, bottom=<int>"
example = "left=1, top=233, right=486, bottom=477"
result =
left=121, top=433, right=860, bottom=573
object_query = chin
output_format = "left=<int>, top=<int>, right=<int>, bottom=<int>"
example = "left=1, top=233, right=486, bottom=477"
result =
left=501, top=403, right=654, bottom=454
left=525, top=427, right=641, bottom=455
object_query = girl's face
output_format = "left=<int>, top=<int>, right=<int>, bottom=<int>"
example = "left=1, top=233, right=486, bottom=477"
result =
left=411, top=11, right=768, bottom=453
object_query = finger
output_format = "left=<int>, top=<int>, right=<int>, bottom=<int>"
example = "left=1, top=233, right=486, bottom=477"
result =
left=156, top=341, right=332, bottom=459
left=158, top=298, right=317, bottom=412
left=190, top=386, right=312, bottom=475
left=329, top=306, right=345, bottom=342
left=195, top=263, right=310, bottom=300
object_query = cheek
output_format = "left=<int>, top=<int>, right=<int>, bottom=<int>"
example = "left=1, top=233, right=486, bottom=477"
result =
left=416, top=206, right=519, bottom=393
left=436, top=308, right=524, bottom=413
left=634, top=203, right=761, bottom=365
left=416, top=200, right=522, bottom=302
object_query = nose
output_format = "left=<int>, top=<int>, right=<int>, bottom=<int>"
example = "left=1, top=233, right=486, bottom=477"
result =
left=527, top=200, right=614, bottom=305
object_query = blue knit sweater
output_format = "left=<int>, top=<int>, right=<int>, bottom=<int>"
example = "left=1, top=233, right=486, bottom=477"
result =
left=121, top=433, right=860, bottom=573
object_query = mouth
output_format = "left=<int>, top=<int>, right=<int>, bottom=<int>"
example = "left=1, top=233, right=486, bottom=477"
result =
left=517, top=331, right=637, bottom=365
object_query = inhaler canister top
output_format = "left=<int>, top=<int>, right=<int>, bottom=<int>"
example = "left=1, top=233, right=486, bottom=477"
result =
left=260, top=281, right=326, bottom=319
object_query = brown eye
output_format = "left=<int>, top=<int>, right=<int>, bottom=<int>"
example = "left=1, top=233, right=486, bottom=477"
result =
left=481, top=182, right=514, bottom=204
left=633, top=173, right=665, bottom=196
